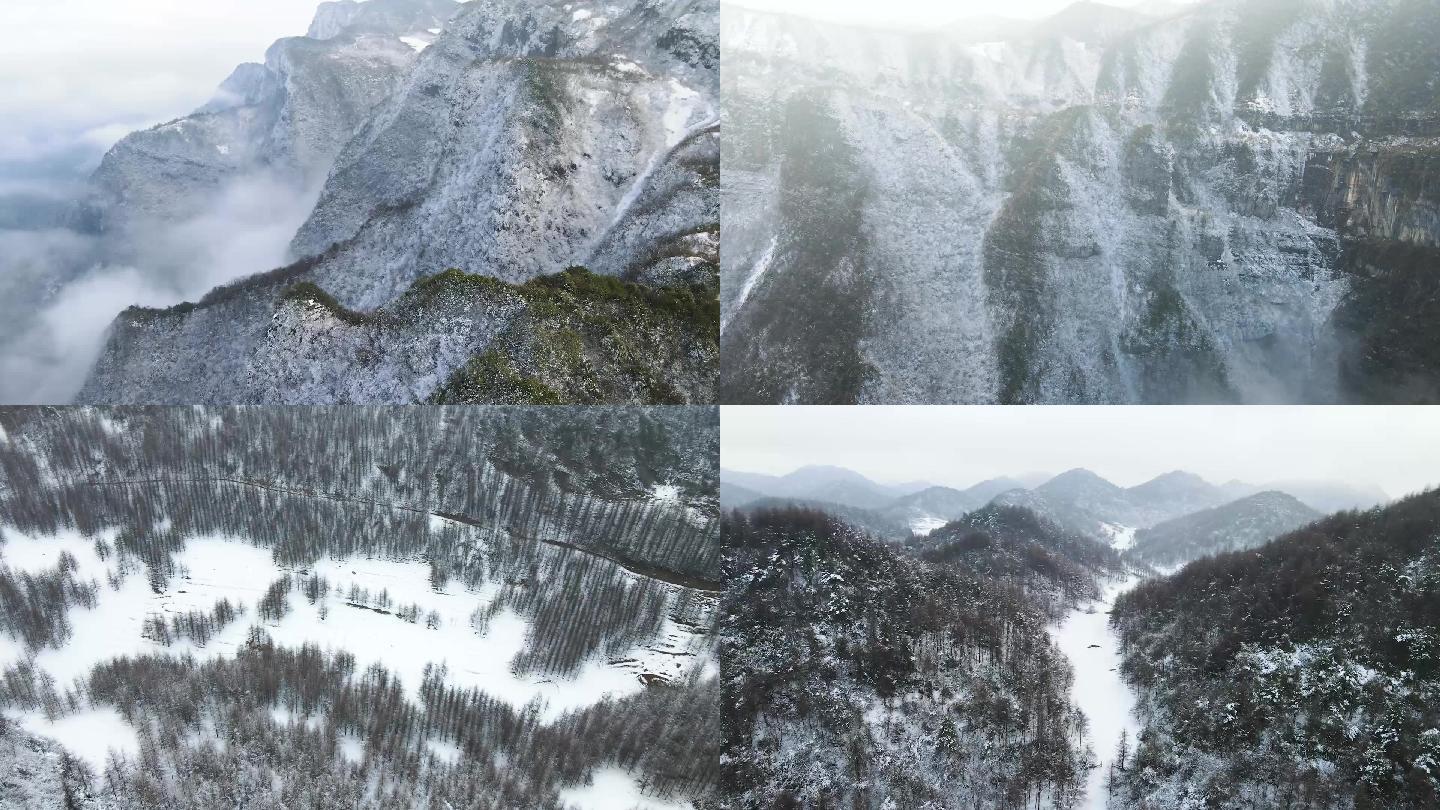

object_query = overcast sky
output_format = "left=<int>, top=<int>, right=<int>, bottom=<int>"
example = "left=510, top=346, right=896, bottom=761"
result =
left=724, top=0, right=1202, bottom=27
left=0, top=0, right=320, bottom=169
left=722, top=406, right=1440, bottom=498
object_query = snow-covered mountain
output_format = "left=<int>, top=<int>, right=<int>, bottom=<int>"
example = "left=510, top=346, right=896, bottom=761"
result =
left=1127, top=489, right=1322, bottom=566
left=721, top=0, right=1440, bottom=404
left=79, top=0, right=461, bottom=252
left=918, top=502, right=1128, bottom=615
left=723, top=508, right=1090, bottom=807
left=879, top=485, right=985, bottom=534
left=70, top=0, right=719, bottom=404
left=992, top=468, right=1258, bottom=539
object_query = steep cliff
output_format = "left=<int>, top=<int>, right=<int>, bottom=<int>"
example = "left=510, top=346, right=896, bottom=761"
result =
left=721, top=0, right=1440, bottom=404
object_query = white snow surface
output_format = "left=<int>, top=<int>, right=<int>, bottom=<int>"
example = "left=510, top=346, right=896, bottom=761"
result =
left=0, top=530, right=102, bottom=575
left=425, top=738, right=461, bottom=765
left=400, top=35, right=431, bottom=52
left=1101, top=523, right=1137, bottom=551
left=1051, top=577, right=1143, bottom=810
left=908, top=515, right=948, bottom=537
left=11, top=708, right=140, bottom=774
left=721, top=235, right=777, bottom=334
left=560, top=766, right=692, bottom=810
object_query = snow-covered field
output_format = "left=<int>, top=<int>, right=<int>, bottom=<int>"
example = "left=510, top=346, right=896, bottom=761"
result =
left=11, top=707, right=140, bottom=772
left=1051, top=577, right=1143, bottom=810
left=908, top=515, right=949, bottom=536
left=559, top=766, right=693, bottom=810
left=1, top=524, right=710, bottom=785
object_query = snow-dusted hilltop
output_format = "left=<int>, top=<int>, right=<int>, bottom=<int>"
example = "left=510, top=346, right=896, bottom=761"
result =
left=722, top=509, right=1094, bottom=807
left=721, top=0, right=1440, bottom=404
left=74, top=0, right=719, bottom=405
left=1127, top=489, right=1322, bottom=566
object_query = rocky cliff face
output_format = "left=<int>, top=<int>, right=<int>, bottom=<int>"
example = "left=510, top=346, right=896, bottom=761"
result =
left=721, top=0, right=1440, bottom=404
left=75, top=0, right=718, bottom=405
left=79, top=0, right=453, bottom=248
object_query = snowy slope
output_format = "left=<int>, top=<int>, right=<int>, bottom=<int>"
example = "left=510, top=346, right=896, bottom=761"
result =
left=1127, top=489, right=1322, bottom=566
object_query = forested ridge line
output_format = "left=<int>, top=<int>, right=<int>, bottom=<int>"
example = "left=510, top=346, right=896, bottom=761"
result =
left=436, top=510, right=724, bottom=593
left=79, top=476, right=723, bottom=592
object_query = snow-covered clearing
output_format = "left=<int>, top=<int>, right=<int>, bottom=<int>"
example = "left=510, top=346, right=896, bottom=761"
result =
left=400, top=35, right=430, bottom=52
left=11, top=708, right=139, bottom=774
left=559, top=766, right=692, bottom=810
left=426, top=738, right=461, bottom=765
left=908, top=515, right=948, bottom=536
left=2, top=526, right=704, bottom=769
left=1050, top=577, right=1143, bottom=810
left=1101, top=523, right=1137, bottom=551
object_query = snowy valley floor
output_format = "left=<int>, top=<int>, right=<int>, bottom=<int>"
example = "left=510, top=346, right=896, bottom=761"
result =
left=1050, top=577, right=1144, bottom=810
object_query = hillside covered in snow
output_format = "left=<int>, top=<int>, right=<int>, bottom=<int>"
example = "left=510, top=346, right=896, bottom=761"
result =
left=8, top=0, right=719, bottom=405
left=1111, top=488, right=1440, bottom=808
left=721, top=507, right=1094, bottom=808
left=1127, top=489, right=1322, bottom=567
left=0, top=406, right=721, bottom=808
left=721, top=0, right=1440, bottom=404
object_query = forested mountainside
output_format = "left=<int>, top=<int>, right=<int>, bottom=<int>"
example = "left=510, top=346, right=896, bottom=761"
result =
left=877, top=483, right=1029, bottom=535
left=1127, top=489, right=1322, bottom=567
left=0, top=407, right=720, bottom=808
left=912, top=504, right=1128, bottom=618
left=722, top=507, right=1093, bottom=809
left=726, top=495, right=909, bottom=541
left=721, top=0, right=1440, bottom=404
left=1110, top=488, right=1440, bottom=809
left=721, top=465, right=921, bottom=510
left=64, top=0, right=718, bottom=405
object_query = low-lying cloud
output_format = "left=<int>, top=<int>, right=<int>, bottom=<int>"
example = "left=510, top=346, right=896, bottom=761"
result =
left=0, top=171, right=321, bottom=404
left=0, top=0, right=315, bottom=166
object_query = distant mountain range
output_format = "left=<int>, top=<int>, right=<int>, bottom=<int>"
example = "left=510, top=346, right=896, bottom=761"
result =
left=722, top=464, right=1391, bottom=560
left=721, top=465, right=933, bottom=510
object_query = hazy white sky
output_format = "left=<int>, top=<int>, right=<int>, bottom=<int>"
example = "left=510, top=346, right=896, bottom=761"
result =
left=0, top=0, right=321, bottom=166
left=722, top=406, right=1440, bottom=497
left=725, top=0, right=1200, bottom=27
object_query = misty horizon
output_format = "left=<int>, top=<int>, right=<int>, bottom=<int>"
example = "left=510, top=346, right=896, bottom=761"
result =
left=721, top=462, right=1397, bottom=500
left=722, top=406, right=1440, bottom=498
left=721, top=0, right=1205, bottom=29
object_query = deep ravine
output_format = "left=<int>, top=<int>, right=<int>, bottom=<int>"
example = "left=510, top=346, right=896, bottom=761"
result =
left=1051, top=577, right=1144, bottom=810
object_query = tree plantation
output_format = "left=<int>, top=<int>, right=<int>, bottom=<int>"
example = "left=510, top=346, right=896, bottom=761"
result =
left=0, top=406, right=721, bottom=809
